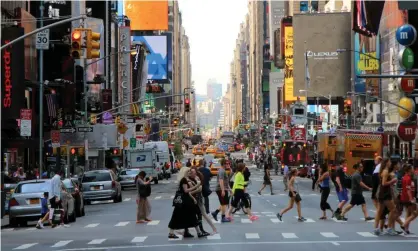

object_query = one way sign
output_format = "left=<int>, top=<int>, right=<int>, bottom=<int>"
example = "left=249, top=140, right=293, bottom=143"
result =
left=78, top=127, right=93, bottom=132
left=60, top=128, right=76, bottom=133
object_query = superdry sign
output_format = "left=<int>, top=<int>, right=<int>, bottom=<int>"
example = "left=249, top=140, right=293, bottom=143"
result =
left=1, top=27, right=25, bottom=124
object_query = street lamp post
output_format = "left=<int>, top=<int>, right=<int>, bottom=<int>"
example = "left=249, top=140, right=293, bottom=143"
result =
left=299, top=89, right=332, bottom=129
left=270, top=112, right=278, bottom=150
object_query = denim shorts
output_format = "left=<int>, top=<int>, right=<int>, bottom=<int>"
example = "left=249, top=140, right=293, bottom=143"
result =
left=336, top=189, right=349, bottom=202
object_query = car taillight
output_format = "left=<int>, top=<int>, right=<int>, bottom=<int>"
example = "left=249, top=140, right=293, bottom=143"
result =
left=112, top=181, right=116, bottom=188
left=9, top=198, right=19, bottom=207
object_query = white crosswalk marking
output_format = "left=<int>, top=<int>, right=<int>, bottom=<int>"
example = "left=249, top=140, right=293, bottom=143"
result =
left=88, top=239, right=106, bottom=245
left=51, top=240, right=73, bottom=247
left=270, top=219, right=283, bottom=223
left=115, top=221, right=130, bottom=227
left=245, top=233, right=260, bottom=239
left=212, top=219, right=221, bottom=224
left=321, top=232, right=339, bottom=238
left=207, top=234, right=221, bottom=240
left=241, top=219, right=252, bottom=223
left=85, top=223, right=99, bottom=228
left=266, top=214, right=276, bottom=217
left=155, top=196, right=162, bottom=200
left=331, top=218, right=347, bottom=223
left=170, top=195, right=174, bottom=199
left=131, top=237, right=147, bottom=243
left=261, top=212, right=274, bottom=214
left=282, top=233, right=298, bottom=239
left=357, top=232, right=377, bottom=237
left=147, top=220, right=160, bottom=225
left=13, top=243, right=38, bottom=250
left=123, top=198, right=131, bottom=202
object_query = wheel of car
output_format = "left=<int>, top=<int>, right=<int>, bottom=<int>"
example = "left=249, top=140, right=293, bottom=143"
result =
left=113, top=195, right=118, bottom=203
left=118, top=193, right=123, bottom=203
left=9, top=217, right=18, bottom=227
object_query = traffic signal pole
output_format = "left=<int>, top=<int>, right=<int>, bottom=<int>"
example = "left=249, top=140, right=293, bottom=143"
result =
left=39, top=1, right=44, bottom=176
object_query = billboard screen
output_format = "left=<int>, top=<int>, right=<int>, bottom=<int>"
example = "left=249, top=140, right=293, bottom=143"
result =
left=132, top=35, right=168, bottom=80
left=293, top=13, right=351, bottom=98
left=124, top=0, right=168, bottom=31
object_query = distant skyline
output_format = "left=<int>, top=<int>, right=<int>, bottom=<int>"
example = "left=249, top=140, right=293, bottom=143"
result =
left=179, top=0, right=248, bottom=95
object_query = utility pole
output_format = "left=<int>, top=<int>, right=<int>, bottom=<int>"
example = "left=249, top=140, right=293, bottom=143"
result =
left=39, top=1, right=44, bottom=175
left=83, top=57, right=89, bottom=173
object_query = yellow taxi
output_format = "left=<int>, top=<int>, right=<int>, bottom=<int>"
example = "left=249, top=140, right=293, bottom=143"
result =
left=192, top=156, right=204, bottom=167
left=214, top=148, right=225, bottom=159
left=228, top=145, right=235, bottom=152
left=210, top=159, right=231, bottom=176
left=192, top=145, right=204, bottom=155
left=205, top=145, right=216, bottom=154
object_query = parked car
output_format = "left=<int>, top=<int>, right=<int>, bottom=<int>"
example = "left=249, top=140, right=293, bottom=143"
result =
left=81, top=170, right=122, bottom=204
left=118, top=169, right=140, bottom=190
left=9, top=179, right=76, bottom=227
left=62, top=178, right=85, bottom=217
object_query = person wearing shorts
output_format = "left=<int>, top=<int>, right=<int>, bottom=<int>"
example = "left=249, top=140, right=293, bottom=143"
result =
left=211, top=159, right=231, bottom=223
left=334, top=159, right=349, bottom=219
left=372, top=156, right=382, bottom=209
left=338, top=163, right=374, bottom=221
left=400, top=164, right=417, bottom=235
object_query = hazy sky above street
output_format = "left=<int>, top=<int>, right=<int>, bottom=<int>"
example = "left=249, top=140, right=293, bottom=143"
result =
left=179, top=0, right=248, bottom=95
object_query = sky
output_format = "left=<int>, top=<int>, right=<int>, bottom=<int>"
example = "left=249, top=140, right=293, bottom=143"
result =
left=178, top=0, right=249, bottom=95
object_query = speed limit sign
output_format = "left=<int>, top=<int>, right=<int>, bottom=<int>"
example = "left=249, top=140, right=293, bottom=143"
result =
left=36, top=29, right=50, bottom=50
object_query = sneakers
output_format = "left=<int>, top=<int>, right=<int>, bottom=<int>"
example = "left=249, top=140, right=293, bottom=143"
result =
left=373, top=228, right=381, bottom=236
left=386, top=228, right=400, bottom=236
left=211, top=211, right=218, bottom=222
left=250, top=215, right=259, bottom=221
left=221, top=217, right=231, bottom=223
left=276, top=213, right=283, bottom=221
left=36, top=220, right=44, bottom=229
left=364, top=217, right=374, bottom=221
left=298, top=217, right=307, bottom=222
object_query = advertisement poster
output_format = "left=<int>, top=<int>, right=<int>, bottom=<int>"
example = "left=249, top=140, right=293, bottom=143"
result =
left=284, top=26, right=296, bottom=102
left=354, top=33, right=380, bottom=99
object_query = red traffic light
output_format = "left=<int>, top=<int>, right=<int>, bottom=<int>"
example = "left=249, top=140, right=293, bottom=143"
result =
left=113, top=149, right=118, bottom=155
left=71, top=148, right=76, bottom=155
left=72, top=31, right=81, bottom=40
left=346, top=99, right=352, bottom=105
left=185, top=98, right=190, bottom=104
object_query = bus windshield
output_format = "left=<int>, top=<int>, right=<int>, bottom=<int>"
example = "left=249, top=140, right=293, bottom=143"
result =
left=281, top=141, right=308, bottom=167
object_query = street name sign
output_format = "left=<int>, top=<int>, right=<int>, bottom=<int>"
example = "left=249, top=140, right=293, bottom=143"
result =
left=60, top=128, right=76, bottom=133
left=36, top=29, right=50, bottom=50
left=78, top=127, right=93, bottom=132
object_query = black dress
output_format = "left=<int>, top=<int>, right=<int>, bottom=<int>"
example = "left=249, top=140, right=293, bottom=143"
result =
left=263, top=164, right=271, bottom=185
left=168, top=177, right=199, bottom=230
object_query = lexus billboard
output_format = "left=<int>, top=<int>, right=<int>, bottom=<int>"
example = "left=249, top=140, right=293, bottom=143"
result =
left=293, top=13, right=351, bottom=98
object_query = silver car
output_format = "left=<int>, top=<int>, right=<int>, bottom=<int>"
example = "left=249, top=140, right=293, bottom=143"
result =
left=8, top=179, right=76, bottom=227
left=118, top=169, right=140, bottom=190
left=81, top=170, right=122, bottom=204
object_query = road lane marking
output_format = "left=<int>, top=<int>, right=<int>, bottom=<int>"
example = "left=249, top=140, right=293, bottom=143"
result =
left=147, top=220, right=160, bottom=225
left=261, top=212, right=274, bottom=214
left=212, top=219, right=220, bottom=224
left=51, top=241, right=73, bottom=247
left=272, top=204, right=277, bottom=206
left=241, top=219, right=252, bottom=223
left=331, top=242, right=340, bottom=246
left=207, top=234, right=221, bottom=240
left=131, top=237, right=147, bottom=243
left=245, top=233, right=260, bottom=239
left=282, top=233, right=298, bottom=239
left=115, top=221, right=130, bottom=227
left=266, top=214, right=276, bottom=217
left=154, top=196, right=162, bottom=200
left=84, top=223, right=99, bottom=228
left=270, top=219, right=283, bottom=223
left=357, top=232, right=377, bottom=237
left=320, top=232, right=338, bottom=238
left=170, top=195, right=174, bottom=199
left=123, top=198, right=131, bottom=202
left=13, top=243, right=38, bottom=250
left=331, top=218, right=347, bottom=223
left=88, top=239, right=106, bottom=245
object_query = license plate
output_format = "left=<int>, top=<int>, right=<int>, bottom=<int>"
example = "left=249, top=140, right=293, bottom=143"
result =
left=29, top=198, right=39, bottom=204
left=91, top=186, right=102, bottom=191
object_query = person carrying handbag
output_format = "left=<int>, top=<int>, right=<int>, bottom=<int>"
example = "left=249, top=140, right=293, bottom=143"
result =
left=276, top=169, right=307, bottom=222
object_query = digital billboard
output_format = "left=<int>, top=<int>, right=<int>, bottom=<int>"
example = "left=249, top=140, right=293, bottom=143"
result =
left=124, top=0, right=168, bottom=31
left=293, top=13, right=351, bottom=98
left=132, top=35, right=168, bottom=80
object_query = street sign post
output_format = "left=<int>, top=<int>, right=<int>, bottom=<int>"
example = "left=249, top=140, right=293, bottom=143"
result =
left=130, top=138, right=136, bottom=148
left=51, top=130, right=60, bottom=148
left=60, top=128, right=76, bottom=133
left=36, top=29, right=50, bottom=50
left=78, top=127, right=94, bottom=132
left=20, top=109, right=32, bottom=137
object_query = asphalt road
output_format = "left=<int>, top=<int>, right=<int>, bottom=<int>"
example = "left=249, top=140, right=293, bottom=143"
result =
left=2, top=152, right=418, bottom=251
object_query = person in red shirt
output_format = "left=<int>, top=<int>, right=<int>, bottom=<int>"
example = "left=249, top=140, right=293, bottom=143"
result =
left=401, top=164, right=417, bottom=235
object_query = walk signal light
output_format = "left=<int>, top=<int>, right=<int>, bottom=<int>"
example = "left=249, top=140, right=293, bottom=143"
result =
left=344, top=99, right=352, bottom=115
left=184, top=98, right=190, bottom=112
left=86, top=29, right=101, bottom=59
left=70, top=148, right=76, bottom=155
left=71, top=29, right=83, bottom=59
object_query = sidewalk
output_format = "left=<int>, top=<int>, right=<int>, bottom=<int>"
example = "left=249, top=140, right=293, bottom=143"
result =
left=1, top=215, right=9, bottom=228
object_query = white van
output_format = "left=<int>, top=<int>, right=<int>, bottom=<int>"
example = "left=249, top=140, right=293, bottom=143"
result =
left=144, top=141, right=170, bottom=180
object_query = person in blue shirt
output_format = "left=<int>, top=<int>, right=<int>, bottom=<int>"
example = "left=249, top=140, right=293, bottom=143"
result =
left=36, top=192, right=49, bottom=229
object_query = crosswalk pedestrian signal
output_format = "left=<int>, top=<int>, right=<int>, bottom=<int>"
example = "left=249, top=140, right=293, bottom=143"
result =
left=344, top=99, right=352, bottom=115
left=184, top=98, right=190, bottom=112
left=70, top=148, right=77, bottom=155
left=86, top=29, right=101, bottom=59
left=71, top=29, right=83, bottom=59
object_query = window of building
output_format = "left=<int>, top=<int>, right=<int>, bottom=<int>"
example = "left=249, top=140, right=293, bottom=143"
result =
left=300, top=1, right=309, bottom=12
left=311, top=1, right=319, bottom=12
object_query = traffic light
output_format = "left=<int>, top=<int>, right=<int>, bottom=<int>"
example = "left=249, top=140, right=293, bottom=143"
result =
left=197, top=127, right=200, bottom=133
left=344, top=99, right=352, bottom=115
left=86, top=29, right=101, bottom=59
left=184, top=98, right=190, bottom=112
left=172, top=118, right=179, bottom=127
left=70, top=148, right=77, bottom=155
left=71, top=28, right=82, bottom=59
left=115, top=116, right=121, bottom=125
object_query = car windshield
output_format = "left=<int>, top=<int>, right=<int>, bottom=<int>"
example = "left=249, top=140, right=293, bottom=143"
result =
left=62, top=179, right=74, bottom=188
left=82, top=172, right=112, bottom=182
left=15, top=181, right=50, bottom=193
left=121, top=169, right=140, bottom=176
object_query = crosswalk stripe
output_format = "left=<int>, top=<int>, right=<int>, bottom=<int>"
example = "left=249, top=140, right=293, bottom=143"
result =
left=212, top=219, right=221, bottom=224
left=88, top=239, right=106, bottom=245
left=85, top=223, right=99, bottom=228
left=13, top=243, right=38, bottom=250
left=294, top=216, right=315, bottom=222
left=155, top=196, right=162, bottom=200
left=51, top=241, right=73, bottom=247
left=123, top=198, right=131, bottom=202
left=357, top=232, right=377, bottom=237
left=261, top=212, right=274, bottom=214
left=331, top=218, right=347, bottom=223
left=115, top=221, right=130, bottom=227
left=170, top=195, right=174, bottom=199
left=245, top=233, right=260, bottom=239
left=320, top=232, right=339, bottom=238
left=266, top=214, right=276, bottom=217
left=207, top=234, right=221, bottom=240
left=131, top=237, right=147, bottom=243
left=147, top=220, right=160, bottom=225
left=270, top=219, right=283, bottom=223
left=241, top=219, right=252, bottom=223
left=282, top=233, right=298, bottom=238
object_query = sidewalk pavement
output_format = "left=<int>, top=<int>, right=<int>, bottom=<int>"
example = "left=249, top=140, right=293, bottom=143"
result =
left=1, top=215, right=9, bottom=228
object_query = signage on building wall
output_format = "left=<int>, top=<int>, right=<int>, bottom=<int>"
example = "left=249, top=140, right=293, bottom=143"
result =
left=284, top=26, right=296, bottom=102
left=1, top=27, right=25, bottom=125
left=363, top=103, right=392, bottom=124
left=306, top=51, right=339, bottom=60
left=291, top=128, right=306, bottom=141
left=119, top=27, right=131, bottom=113
left=397, top=121, right=417, bottom=142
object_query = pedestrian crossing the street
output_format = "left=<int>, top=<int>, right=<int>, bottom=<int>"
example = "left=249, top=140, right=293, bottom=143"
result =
left=11, top=231, right=418, bottom=249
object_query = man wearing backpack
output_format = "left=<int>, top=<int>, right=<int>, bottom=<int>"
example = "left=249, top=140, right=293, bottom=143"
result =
left=334, top=159, right=349, bottom=220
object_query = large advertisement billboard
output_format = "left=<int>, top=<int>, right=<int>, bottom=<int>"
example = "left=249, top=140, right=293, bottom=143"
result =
left=124, top=0, right=168, bottom=31
left=132, top=35, right=168, bottom=80
left=293, top=13, right=351, bottom=98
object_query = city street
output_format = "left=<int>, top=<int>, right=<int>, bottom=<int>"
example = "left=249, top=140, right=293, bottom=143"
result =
left=2, top=153, right=417, bottom=251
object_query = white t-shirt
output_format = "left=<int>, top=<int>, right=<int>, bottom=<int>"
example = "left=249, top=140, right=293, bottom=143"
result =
left=373, top=163, right=381, bottom=174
